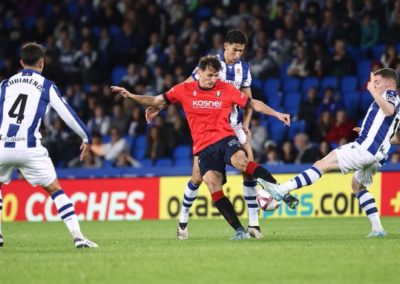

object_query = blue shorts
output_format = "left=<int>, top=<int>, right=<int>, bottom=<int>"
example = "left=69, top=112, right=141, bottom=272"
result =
left=198, top=136, right=243, bottom=185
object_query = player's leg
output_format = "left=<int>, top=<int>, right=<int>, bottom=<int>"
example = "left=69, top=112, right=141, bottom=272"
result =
left=20, top=148, right=97, bottom=248
left=352, top=165, right=386, bottom=237
left=257, top=149, right=339, bottom=201
left=230, top=147, right=299, bottom=208
left=240, top=140, right=262, bottom=238
left=0, top=154, right=16, bottom=248
left=202, top=170, right=249, bottom=240
left=177, top=156, right=202, bottom=240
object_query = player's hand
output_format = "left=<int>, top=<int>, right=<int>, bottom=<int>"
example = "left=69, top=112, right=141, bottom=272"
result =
left=243, top=126, right=252, bottom=142
left=276, top=112, right=291, bottom=126
left=145, top=106, right=160, bottom=124
left=353, top=127, right=361, bottom=134
left=367, top=72, right=375, bottom=94
left=80, top=142, right=91, bottom=161
left=111, top=86, right=132, bottom=98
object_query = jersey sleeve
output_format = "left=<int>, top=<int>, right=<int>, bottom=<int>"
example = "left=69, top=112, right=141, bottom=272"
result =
left=49, top=84, right=92, bottom=144
left=385, top=90, right=399, bottom=107
left=230, top=85, right=251, bottom=108
left=241, top=62, right=252, bottom=88
left=163, top=84, right=184, bottom=105
left=191, top=66, right=200, bottom=81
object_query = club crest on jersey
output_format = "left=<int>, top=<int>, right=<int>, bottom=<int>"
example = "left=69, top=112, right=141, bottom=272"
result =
left=236, top=68, right=241, bottom=74
left=216, top=90, right=221, bottom=97
left=193, top=91, right=197, bottom=96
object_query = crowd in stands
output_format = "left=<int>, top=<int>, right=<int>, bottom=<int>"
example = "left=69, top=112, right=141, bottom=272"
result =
left=1, top=0, right=400, bottom=168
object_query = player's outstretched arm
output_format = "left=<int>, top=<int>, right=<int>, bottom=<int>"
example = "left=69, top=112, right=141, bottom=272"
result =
left=80, top=142, right=91, bottom=161
left=111, top=86, right=167, bottom=109
left=367, top=72, right=395, bottom=116
left=250, top=99, right=291, bottom=126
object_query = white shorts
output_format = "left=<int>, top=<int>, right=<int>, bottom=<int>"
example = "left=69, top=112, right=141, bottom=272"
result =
left=334, top=142, right=380, bottom=187
left=0, top=146, right=57, bottom=187
left=231, top=123, right=247, bottom=145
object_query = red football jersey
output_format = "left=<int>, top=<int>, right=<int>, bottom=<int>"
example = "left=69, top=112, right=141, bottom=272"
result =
left=164, top=80, right=250, bottom=154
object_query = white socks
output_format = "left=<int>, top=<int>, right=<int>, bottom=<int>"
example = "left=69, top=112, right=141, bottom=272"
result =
left=281, top=166, right=322, bottom=195
left=355, top=189, right=383, bottom=231
left=51, top=190, right=84, bottom=239
left=243, top=180, right=259, bottom=227
left=179, top=181, right=199, bottom=224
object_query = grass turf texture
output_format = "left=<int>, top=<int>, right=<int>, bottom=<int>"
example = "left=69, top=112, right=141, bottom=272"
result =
left=0, top=218, right=399, bottom=284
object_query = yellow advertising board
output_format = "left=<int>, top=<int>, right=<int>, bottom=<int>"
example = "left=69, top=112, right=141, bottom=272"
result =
left=159, top=173, right=382, bottom=219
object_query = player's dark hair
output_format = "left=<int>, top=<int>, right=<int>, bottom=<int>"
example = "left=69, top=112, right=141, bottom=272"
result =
left=20, top=42, right=45, bottom=66
left=374, top=68, right=400, bottom=87
left=199, top=55, right=222, bottom=72
left=224, top=29, right=247, bottom=45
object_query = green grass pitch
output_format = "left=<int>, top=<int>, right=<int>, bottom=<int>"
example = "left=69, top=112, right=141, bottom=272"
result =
left=0, top=218, right=399, bottom=284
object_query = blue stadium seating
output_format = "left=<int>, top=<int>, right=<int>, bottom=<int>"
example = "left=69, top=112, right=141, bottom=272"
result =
left=265, top=92, right=282, bottom=108
left=155, top=158, right=173, bottom=167
left=139, top=159, right=154, bottom=167
left=320, top=76, right=338, bottom=90
left=360, top=90, right=374, bottom=112
left=301, top=76, right=319, bottom=95
left=340, top=76, right=358, bottom=93
left=134, top=135, right=146, bottom=148
left=174, top=158, right=192, bottom=167
left=288, top=120, right=306, bottom=140
left=268, top=120, right=287, bottom=143
left=173, top=145, right=192, bottom=159
left=283, top=92, right=301, bottom=116
left=111, top=66, right=128, bottom=85
left=371, top=44, right=385, bottom=60
left=357, top=60, right=371, bottom=83
left=342, top=91, right=360, bottom=117
left=283, top=77, right=300, bottom=92
left=263, top=78, right=280, bottom=95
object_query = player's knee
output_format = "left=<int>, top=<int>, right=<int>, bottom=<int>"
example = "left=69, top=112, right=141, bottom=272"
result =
left=313, top=160, right=325, bottom=173
left=191, top=177, right=202, bottom=186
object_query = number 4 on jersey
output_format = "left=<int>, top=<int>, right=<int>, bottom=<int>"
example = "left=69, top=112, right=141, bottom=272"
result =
left=8, top=94, right=28, bottom=124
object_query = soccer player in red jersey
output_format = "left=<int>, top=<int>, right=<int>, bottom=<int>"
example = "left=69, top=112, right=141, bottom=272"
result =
left=112, top=55, right=296, bottom=239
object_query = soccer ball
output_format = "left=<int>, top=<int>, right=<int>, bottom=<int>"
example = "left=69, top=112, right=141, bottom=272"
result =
left=256, top=189, right=281, bottom=211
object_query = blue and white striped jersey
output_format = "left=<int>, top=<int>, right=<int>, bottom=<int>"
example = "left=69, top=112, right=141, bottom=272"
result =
left=0, top=69, right=91, bottom=149
left=191, top=52, right=252, bottom=125
left=356, top=90, right=400, bottom=162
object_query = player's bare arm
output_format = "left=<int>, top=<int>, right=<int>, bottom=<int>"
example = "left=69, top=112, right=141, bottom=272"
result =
left=250, top=99, right=291, bottom=126
left=367, top=72, right=395, bottom=116
left=80, top=142, right=91, bottom=161
left=111, top=86, right=167, bottom=109
left=144, top=76, right=194, bottom=123
left=241, top=87, right=253, bottom=140
left=390, top=127, right=400, bottom=144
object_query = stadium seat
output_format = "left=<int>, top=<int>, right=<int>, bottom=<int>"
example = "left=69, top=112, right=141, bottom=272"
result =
left=340, top=76, right=358, bottom=93
left=155, top=158, right=173, bottom=167
left=342, top=91, right=360, bottom=116
left=173, top=145, right=192, bottom=159
left=263, top=78, right=280, bottom=95
left=320, top=76, right=338, bottom=90
left=283, top=92, right=301, bottom=116
left=283, top=77, right=300, bottom=92
left=357, top=60, right=371, bottom=83
left=139, top=159, right=154, bottom=167
left=268, top=120, right=287, bottom=144
left=265, top=92, right=282, bottom=108
left=360, top=90, right=374, bottom=112
left=175, top=158, right=192, bottom=167
left=132, top=147, right=146, bottom=160
left=287, top=120, right=306, bottom=140
left=371, top=44, right=386, bottom=60
left=134, top=135, right=146, bottom=148
left=301, top=76, right=319, bottom=98
left=280, top=62, right=291, bottom=79
left=111, top=67, right=128, bottom=85
left=252, top=78, right=263, bottom=91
